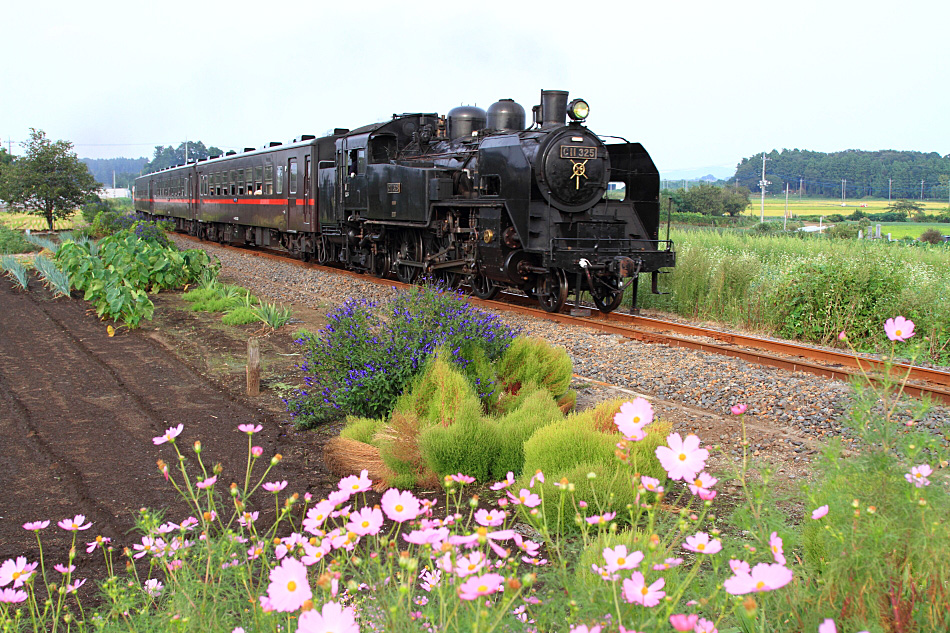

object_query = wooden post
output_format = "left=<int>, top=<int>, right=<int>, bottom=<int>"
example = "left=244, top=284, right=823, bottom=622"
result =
left=246, top=338, right=260, bottom=396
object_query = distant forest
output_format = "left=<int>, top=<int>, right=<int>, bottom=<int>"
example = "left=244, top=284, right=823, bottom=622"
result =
left=733, top=149, right=950, bottom=200
left=81, top=157, right=148, bottom=189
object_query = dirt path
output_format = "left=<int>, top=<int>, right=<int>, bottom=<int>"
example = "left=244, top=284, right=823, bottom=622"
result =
left=0, top=280, right=327, bottom=581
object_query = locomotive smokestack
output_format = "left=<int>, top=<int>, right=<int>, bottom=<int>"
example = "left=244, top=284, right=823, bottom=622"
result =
left=540, top=89, right=568, bottom=128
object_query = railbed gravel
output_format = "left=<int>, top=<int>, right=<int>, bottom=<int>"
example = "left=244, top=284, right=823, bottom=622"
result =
left=173, top=235, right=950, bottom=446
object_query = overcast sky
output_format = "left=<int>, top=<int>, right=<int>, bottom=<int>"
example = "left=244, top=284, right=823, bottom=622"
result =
left=3, top=0, right=947, bottom=179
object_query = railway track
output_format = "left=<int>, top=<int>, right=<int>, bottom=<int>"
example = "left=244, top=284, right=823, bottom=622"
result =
left=180, top=235, right=950, bottom=405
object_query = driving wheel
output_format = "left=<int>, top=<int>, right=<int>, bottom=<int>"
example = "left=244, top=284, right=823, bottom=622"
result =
left=536, top=268, right=568, bottom=313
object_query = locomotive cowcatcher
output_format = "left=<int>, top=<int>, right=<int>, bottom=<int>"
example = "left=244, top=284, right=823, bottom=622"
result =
left=134, top=89, right=675, bottom=314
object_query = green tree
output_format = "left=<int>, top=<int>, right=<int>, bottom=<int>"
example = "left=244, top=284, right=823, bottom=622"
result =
left=886, top=199, right=922, bottom=220
left=0, top=129, right=100, bottom=230
left=721, top=186, right=751, bottom=216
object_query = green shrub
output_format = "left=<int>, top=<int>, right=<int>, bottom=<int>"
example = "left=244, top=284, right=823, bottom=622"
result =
left=522, top=417, right=618, bottom=477
left=417, top=407, right=497, bottom=482
left=496, top=337, right=573, bottom=408
left=339, top=416, right=385, bottom=445
left=489, top=383, right=565, bottom=479
left=222, top=306, right=260, bottom=325
left=0, top=226, right=37, bottom=254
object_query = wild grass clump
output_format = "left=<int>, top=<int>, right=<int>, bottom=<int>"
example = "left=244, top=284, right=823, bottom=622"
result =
left=0, top=225, right=38, bottom=254
left=288, top=283, right=517, bottom=427
left=221, top=305, right=260, bottom=325
left=31, top=254, right=71, bottom=297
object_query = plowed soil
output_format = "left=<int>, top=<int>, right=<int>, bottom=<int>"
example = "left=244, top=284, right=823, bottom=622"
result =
left=0, top=278, right=337, bottom=586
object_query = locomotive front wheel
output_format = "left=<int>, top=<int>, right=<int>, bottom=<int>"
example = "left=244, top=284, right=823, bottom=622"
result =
left=371, top=251, right=391, bottom=279
left=469, top=274, right=500, bottom=300
left=536, top=269, right=568, bottom=313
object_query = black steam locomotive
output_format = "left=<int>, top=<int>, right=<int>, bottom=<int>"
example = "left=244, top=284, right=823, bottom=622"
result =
left=134, top=90, right=674, bottom=313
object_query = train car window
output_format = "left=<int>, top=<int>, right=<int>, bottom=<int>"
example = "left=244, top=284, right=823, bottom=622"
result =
left=215, top=172, right=222, bottom=196
left=237, top=169, right=245, bottom=195
left=254, top=166, right=263, bottom=194
left=304, top=156, right=311, bottom=195
left=482, top=175, right=501, bottom=196
left=264, top=163, right=273, bottom=195
left=201, top=175, right=207, bottom=196
left=276, top=165, right=284, bottom=194
left=604, top=182, right=627, bottom=201
left=230, top=170, right=237, bottom=196
left=289, top=159, right=298, bottom=194
left=370, top=136, right=397, bottom=164
left=318, top=160, right=334, bottom=169
left=358, top=149, right=365, bottom=174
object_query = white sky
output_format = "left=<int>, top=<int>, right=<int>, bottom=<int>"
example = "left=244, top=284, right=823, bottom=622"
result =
left=3, top=0, right=947, bottom=179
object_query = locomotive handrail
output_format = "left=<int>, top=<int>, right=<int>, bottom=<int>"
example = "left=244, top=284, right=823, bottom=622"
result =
left=550, top=237, right=674, bottom=253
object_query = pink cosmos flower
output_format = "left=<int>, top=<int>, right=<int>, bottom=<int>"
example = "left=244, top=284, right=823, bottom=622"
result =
left=22, top=520, right=50, bottom=531
left=238, top=424, right=262, bottom=434
left=622, top=571, right=665, bottom=607
left=729, top=559, right=751, bottom=575
left=450, top=473, right=475, bottom=484
left=457, top=572, right=504, bottom=600
left=0, top=557, right=37, bottom=588
left=838, top=331, right=847, bottom=341
left=263, top=480, right=288, bottom=493
left=905, top=464, right=933, bottom=488
left=266, top=556, right=312, bottom=612
left=769, top=532, right=786, bottom=565
left=54, top=564, right=75, bottom=574
left=656, top=433, right=709, bottom=481
left=153, top=423, right=184, bottom=445
left=652, top=557, right=684, bottom=571
left=144, top=578, right=163, bottom=597
left=884, top=316, right=915, bottom=342
left=402, top=527, right=451, bottom=546
left=303, top=500, right=336, bottom=534
left=196, top=476, right=217, bottom=490
left=695, top=617, right=718, bottom=633
left=420, top=568, right=441, bottom=591
left=683, top=532, right=722, bottom=554
left=454, top=551, right=488, bottom=578
left=569, top=625, right=602, bottom=633
left=346, top=506, right=384, bottom=536
left=86, top=536, right=111, bottom=553
left=508, top=488, right=541, bottom=508
left=591, top=563, right=619, bottom=582
left=529, top=470, right=545, bottom=487
left=490, top=471, right=515, bottom=490
left=602, top=545, right=644, bottom=572
left=297, top=600, right=360, bottom=633
left=474, top=508, right=507, bottom=527
left=688, top=472, right=718, bottom=500
left=811, top=505, right=829, bottom=520
left=723, top=562, right=794, bottom=595
left=818, top=620, right=836, bottom=633
left=585, top=512, right=617, bottom=526
left=730, top=403, right=747, bottom=415
left=251, top=446, right=264, bottom=458
left=669, top=614, right=699, bottom=631
left=338, top=470, right=372, bottom=494
left=58, top=514, right=92, bottom=531
left=0, top=588, right=28, bottom=603
left=614, top=398, right=654, bottom=440
left=381, top=488, right=421, bottom=522
left=640, top=476, right=664, bottom=494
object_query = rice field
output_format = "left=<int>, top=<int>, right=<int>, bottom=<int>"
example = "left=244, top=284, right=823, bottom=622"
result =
left=0, top=210, right=84, bottom=231
left=746, top=197, right=949, bottom=218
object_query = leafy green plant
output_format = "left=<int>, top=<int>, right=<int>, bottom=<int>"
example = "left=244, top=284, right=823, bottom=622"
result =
left=252, top=301, right=293, bottom=330
left=0, top=225, right=37, bottom=254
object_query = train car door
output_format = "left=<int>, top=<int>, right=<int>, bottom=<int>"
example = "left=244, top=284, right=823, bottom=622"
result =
left=286, top=156, right=298, bottom=231
left=187, top=173, right=196, bottom=220
left=302, top=154, right=312, bottom=227
left=343, top=137, right=367, bottom=214
left=148, top=179, right=154, bottom=215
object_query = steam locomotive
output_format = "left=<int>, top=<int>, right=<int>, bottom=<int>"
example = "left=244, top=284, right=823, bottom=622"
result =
left=134, top=90, right=674, bottom=313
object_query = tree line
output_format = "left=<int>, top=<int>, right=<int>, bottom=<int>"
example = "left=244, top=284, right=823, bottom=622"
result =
left=733, top=149, right=950, bottom=200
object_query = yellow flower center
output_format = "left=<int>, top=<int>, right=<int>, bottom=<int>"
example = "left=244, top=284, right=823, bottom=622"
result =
left=287, top=581, right=297, bottom=592
left=633, top=416, right=641, bottom=423
left=755, top=581, right=766, bottom=590
left=896, top=329, right=902, bottom=337
left=617, top=557, right=626, bottom=565
left=477, top=584, right=488, bottom=592
left=395, top=504, right=404, bottom=512
left=468, top=564, right=476, bottom=571
left=697, top=543, right=705, bottom=551
left=641, top=586, right=649, bottom=595
left=694, top=478, right=703, bottom=486
left=361, top=521, right=370, bottom=528
left=678, top=453, right=687, bottom=461
left=13, top=571, right=21, bottom=580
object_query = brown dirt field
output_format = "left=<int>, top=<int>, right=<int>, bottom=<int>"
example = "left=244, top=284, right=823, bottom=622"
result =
left=0, top=278, right=338, bottom=587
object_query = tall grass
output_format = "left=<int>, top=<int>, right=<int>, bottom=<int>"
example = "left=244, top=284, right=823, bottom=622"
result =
left=638, top=228, right=950, bottom=359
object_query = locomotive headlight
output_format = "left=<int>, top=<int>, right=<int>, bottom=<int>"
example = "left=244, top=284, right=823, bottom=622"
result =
left=567, top=99, right=590, bottom=121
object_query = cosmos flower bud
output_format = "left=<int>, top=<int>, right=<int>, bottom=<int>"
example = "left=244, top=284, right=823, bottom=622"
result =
left=521, top=573, right=537, bottom=587
left=271, top=454, right=283, bottom=466
left=507, top=577, right=522, bottom=591
left=193, top=441, right=202, bottom=454
left=251, top=446, right=264, bottom=458
left=213, top=463, right=223, bottom=475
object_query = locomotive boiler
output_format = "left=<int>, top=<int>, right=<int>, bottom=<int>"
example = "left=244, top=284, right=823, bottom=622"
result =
left=134, top=89, right=675, bottom=313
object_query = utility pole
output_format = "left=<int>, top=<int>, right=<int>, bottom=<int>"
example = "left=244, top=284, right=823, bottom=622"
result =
left=784, top=182, right=789, bottom=230
left=758, top=154, right=770, bottom=222
left=841, top=179, right=846, bottom=206
left=799, top=176, right=803, bottom=202
left=888, top=178, right=892, bottom=203
left=921, top=179, right=925, bottom=200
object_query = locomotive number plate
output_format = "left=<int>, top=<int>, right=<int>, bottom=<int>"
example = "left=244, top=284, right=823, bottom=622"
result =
left=387, top=183, right=401, bottom=194
left=560, top=146, right=597, bottom=160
